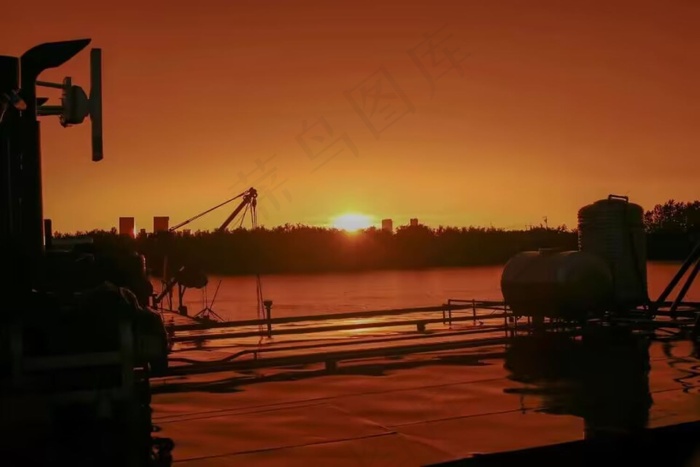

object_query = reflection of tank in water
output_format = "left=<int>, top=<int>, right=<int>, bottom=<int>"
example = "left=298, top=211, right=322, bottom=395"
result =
left=504, top=327, right=652, bottom=439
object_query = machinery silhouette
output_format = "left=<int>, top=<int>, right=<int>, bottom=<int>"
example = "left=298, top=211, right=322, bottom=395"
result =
left=151, top=187, right=259, bottom=321
left=0, top=39, right=173, bottom=465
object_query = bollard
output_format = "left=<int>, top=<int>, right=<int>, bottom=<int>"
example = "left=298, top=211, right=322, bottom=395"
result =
left=263, top=300, right=273, bottom=338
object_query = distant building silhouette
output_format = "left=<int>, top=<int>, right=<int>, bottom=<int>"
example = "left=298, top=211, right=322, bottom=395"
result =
left=382, top=218, right=393, bottom=232
left=139, top=228, right=146, bottom=236
left=409, top=218, right=419, bottom=227
left=182, top=229, right=191, bottom=236
left=119, top=217, right=135, bottom=238
left=153, top=216, right=169, bottom=233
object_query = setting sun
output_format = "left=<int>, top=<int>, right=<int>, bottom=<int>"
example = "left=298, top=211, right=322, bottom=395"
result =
left=331, top=213, right=374, bottom=232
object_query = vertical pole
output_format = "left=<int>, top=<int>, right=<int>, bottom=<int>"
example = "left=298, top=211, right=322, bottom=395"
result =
left=178, top=285, right=186, bottom=315
left=266, top=306, right=272, bottom=338
left=0, top=56, right=26, bottom=296
left=0, top=56, right=20, bottom=246
left=19, top=71, right=45, bottom=288
left=266, top=308, right=272, bottom=338
left=264, top=300, right=273, bottom=338
left=44, top=218, right=52, bottom=249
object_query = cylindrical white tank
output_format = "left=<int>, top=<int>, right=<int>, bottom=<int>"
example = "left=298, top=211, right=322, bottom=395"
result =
left=578, top=195, right=648, bottom=308
left=501, top=249, right=614, bottom=320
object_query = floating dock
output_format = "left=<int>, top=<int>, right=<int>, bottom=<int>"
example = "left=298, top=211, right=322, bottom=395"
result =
left=158, top=299, right=699, bottom=376
left=146, top=299, right=700, bottom=466
left=152, top=335, right=700, bottom=466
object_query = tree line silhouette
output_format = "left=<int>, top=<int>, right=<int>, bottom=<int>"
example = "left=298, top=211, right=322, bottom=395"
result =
left=54, top=200, right=700, bottom=276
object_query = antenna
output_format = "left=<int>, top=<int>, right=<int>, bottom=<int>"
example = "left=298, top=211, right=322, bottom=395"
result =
left=89, top=49, right=103, bottom=161
left=36, top=47, right=104, bottom=162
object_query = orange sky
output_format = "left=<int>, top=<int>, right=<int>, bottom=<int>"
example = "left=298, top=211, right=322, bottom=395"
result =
left=2, top=0, right=699, bottom=232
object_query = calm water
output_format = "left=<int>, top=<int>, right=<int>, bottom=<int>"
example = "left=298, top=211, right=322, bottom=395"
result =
left=154, top=262, right=696, bottom=322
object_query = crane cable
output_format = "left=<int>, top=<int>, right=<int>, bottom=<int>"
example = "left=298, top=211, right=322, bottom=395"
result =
left=230, top=199, right=265, bottom=339
left=220, top=198, right=265, bottom=340
left=250, top=199, right=267, bottom=342
left=169, top=191, right=247, bottom=232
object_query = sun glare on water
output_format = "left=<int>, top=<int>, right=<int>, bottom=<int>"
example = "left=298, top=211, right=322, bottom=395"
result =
left=332, top=213, right=374, bottom=232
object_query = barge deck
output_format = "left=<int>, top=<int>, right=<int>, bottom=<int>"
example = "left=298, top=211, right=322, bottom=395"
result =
left=153, top=301, right=700, bottom=466
left=153, top=338, right=700, bottom=466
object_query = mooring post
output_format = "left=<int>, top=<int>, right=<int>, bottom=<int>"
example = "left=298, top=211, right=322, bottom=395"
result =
left=43, top=218, right=52, bottom=249
left=443, top=300, right=453, bottom=327
left=263, top=300, right=273, bottom=338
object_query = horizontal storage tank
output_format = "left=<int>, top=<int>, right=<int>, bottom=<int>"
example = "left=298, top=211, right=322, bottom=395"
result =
left=578, top=195, right=648, bottom=308
left=501, top=249, right=614, bottom=321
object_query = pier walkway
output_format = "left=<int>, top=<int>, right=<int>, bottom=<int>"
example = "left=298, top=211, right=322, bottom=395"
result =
left=152, top=340, right=700, bottom=466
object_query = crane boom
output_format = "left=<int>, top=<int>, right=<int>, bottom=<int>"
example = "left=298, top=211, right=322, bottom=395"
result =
left=152, top=187, right=259, bottom=310
left=169, top=187, right=257, bottom=232
left=217, top=188, right=257, bottom=232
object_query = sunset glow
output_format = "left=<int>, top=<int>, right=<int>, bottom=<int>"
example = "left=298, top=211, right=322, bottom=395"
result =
left=332, top=213, right=374, bottom=232
left=3, top=1, right=698, bottom=233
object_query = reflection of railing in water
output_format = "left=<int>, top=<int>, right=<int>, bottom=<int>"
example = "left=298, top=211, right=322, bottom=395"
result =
left=661, top=341, right=700, bottom=393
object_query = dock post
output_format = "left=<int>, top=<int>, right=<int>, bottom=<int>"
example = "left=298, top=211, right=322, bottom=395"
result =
left=443, top=301, right=453, bottom=327
left=263, top=300, right=273, bottom=338
left=43, top=219, right=52, bottom=249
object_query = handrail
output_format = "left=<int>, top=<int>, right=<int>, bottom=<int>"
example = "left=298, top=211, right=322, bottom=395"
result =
left=171, top=302, right=504, bottom=332
left=171, top=313, right=509, bottom=343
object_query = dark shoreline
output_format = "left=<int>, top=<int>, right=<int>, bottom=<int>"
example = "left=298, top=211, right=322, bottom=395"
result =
left=54, top=227, right=693, bottom=277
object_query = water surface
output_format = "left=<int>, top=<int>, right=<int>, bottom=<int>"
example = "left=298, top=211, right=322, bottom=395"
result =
left=154, top=262, right=696, bottom=321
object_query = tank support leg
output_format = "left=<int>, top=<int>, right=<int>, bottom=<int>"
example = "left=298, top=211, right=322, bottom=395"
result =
left=669, top=260, right=700, bottom=316
left=655, top=239, right=700, bottom=312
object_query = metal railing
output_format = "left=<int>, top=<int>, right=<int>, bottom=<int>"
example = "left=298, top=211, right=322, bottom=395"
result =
left=168, top=300, right=509, bottom=343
